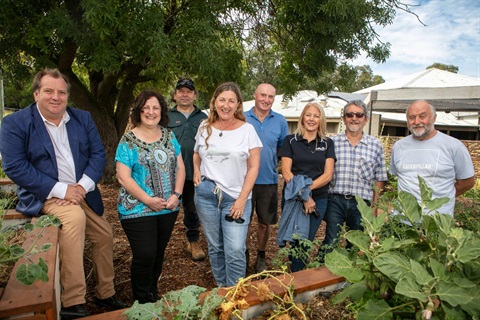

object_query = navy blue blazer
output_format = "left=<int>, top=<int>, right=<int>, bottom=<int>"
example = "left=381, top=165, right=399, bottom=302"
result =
left=0, top=103, right=106, bottom=216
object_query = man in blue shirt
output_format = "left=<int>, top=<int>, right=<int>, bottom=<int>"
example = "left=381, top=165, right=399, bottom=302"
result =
left=245, top=83, right=289, bottom=273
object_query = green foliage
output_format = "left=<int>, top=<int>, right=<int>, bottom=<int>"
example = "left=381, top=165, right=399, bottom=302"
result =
left=122, top=285, right=222, bottom=320
left=261, top=0, right=398, bottom=95
left=426, top=63, right=459, bottom=73
left=0, top=65, right=32, bottom=110
left=0, top=214, right=61, bottom=286
left=272, top=234, right=327, bottom=271
left=0, top=160, right=7, bottom=179
left=326, top=176, right=480, bottom=320
left=463, top=186, right=480, bottom=201
left=16, top=257, right=49, bottom=285
left=0, top=0, right=415, bottom=176
left=332, top=65, right=385, bottom=92
left=455, top=199, right=480, bottom=233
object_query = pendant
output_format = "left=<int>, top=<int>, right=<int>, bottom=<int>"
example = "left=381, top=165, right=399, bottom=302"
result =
left=219, top=132, right=223, bottom=137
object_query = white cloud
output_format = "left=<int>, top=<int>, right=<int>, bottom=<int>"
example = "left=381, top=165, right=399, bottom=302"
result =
left=352, top=0, right=480, bottom=81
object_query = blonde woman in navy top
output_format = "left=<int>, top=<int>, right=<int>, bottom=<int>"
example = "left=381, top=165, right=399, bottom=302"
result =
left=278, top=102, right=336, bottom=272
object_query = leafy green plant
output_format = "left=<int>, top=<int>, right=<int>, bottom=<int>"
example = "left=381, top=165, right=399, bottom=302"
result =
left=325, top=176, right=480, bottom=320
left=462, top=180, right=480, bottom=201
left=123, top=285, right=223, bottom=320
left=272, top=235, right=326, bottom=272
left=0, top=213, right=61, bottom=285
left=122, top=269, right=312, bottom=320
left=0, top=160, right=7, bottom=179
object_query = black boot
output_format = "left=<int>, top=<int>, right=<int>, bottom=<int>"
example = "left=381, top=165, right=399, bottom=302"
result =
left=254, top=250, right=267, bottom=273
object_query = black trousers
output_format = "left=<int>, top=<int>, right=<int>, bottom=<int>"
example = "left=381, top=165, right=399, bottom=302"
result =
left=121, top=212, right=178, bottom=302
left=183, top=180, right=201, bottom=242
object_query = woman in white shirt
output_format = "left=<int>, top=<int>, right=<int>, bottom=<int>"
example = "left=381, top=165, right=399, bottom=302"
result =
left=193, top=82, right=262, bottom=287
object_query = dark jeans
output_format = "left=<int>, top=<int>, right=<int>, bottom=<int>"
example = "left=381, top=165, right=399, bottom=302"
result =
left=290, top=197, right=327, bottom=272
left=121, top=212, right=178, bottom=302
left=322, top=194, right=371, bottom=252
left=183, top=180, right=200, bottom=242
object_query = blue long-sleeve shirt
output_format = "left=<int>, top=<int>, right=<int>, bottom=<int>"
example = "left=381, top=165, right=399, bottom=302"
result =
left=276, top=175, right=312, bottom=246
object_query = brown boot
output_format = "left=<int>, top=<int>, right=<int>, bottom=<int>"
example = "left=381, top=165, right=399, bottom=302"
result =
left=187, top=241, right=206, bottom=261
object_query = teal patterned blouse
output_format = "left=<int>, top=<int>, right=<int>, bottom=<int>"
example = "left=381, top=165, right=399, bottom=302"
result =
left=115, top=127, right=181, bottom=220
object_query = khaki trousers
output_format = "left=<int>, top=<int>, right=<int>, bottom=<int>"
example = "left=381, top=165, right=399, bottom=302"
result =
left=42, top=199, right=115, bottom=308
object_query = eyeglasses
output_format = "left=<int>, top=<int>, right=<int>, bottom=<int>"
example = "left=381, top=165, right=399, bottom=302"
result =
left=344, top=112, right=365, bottom=118
left=224, top=214, right=245, bottom=224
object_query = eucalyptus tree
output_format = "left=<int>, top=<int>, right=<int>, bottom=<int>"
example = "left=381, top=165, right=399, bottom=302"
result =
left=426, top=63, right=459, bottom=73
left=0, top=0, right=252, bottom=176
left=245, top=0, right=419, bottom=96
left=0, top=0, right=418, bottom=176
left=331, top=65, right=385, bottom=92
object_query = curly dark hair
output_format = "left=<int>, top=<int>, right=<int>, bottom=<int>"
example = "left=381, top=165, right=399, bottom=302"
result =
left=130, top=90, right=169, bottom=128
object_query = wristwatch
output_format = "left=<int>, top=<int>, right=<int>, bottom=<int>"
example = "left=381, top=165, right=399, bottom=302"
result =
left=173, top=192, right=182, bottom=200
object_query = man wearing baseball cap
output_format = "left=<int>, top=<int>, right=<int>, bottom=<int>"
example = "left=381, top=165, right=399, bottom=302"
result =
left=168, top=78, right=208, bottom=261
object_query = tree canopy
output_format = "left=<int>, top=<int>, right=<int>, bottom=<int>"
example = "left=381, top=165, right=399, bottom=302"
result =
left=426, top=62, right=459, bottom=73
left=331, top=65, right=385, bottom=92
left=0, top=0, right=415, bottom=177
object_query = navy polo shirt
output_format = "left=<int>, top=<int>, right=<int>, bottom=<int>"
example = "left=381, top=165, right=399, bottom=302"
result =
left=279, top=134, right=336, bottom=198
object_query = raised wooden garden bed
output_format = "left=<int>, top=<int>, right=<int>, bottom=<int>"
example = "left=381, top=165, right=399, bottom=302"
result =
left=80, top=267, right=345, bottom=320
left=1, top=209, right=30, bottom=230
left=0, top=216, right=61, bottom=320
left=0, top=177, right=16, bottom=194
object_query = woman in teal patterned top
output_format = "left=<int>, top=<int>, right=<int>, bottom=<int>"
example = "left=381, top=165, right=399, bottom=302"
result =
left=115, top=90, right=185, bottom=303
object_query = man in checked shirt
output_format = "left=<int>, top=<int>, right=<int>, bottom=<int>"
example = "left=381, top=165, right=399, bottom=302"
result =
left=321, top=100, right=388, bottom=253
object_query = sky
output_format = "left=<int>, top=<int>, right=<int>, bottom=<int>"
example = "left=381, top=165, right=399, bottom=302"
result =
left=352, top=0, right=480, bottom=82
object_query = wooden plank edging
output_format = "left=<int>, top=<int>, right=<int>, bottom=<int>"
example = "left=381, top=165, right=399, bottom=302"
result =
left=80, top=267, right=344, bottom=320
left=2, top=209, right=28, bottom=220
left=0, top=178, right=14, bottom=185
left=0, top=220, right=60, bottom=319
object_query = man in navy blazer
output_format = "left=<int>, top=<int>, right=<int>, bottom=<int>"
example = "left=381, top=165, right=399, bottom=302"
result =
left=0, top=68, right=127, bottom=317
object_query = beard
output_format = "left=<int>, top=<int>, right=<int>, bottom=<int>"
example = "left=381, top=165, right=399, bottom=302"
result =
left=409, top=123, right=434, bottom=140
left=346, top=122, right=363, bottom=133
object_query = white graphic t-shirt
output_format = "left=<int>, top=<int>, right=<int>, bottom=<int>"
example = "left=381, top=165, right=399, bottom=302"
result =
left=390, top=131, right=474, bottom=215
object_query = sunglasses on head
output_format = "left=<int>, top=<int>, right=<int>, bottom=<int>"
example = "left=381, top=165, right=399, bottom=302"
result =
left=345, top=112, right=365, bottom=118
left=176, top=79, right=195, bottom=89
left=224, top=214, right=245, bottom=224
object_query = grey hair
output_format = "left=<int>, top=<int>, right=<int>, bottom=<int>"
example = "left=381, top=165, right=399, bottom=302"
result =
left=343, top=100, right=369, bottom=118
left=406, top=100, right=437, bottom=115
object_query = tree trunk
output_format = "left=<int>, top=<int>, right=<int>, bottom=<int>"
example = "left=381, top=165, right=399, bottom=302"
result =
left=66, top=71, right=120, bottom=180
left=93, top=112, right=119, bottom=182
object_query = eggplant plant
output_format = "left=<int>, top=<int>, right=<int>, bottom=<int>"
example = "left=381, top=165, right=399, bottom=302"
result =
left=326, top=176, right=480, bottom=320
left=0, top=213, right=61, bottom=285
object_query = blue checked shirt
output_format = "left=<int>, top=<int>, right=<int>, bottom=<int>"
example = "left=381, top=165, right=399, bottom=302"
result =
left=329, top=132, right=388, bottom=201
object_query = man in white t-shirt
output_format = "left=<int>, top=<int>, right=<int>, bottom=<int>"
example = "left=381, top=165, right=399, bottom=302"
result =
left=390, top=100, right=475, bottom=215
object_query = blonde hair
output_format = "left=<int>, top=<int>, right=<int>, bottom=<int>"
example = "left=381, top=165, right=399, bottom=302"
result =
left=295, top=102, right=327, bottom=139
left=200, top=82, right=245, bottom=149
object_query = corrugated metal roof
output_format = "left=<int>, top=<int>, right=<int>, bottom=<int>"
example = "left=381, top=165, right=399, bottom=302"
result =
left=243, top=90, right=346, bottom=119
left=380, top=111, right=479, bottom=127
left=354, top=68, right=480, bottom=94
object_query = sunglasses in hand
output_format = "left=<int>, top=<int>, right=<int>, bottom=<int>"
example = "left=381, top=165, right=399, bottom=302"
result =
left=224, top=214, right=245, bottom=224
left=303, top=207, right=321, bottom=218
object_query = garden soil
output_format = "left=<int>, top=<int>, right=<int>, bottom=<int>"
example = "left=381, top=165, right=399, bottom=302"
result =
left=84, top=177, right=350, bottom=319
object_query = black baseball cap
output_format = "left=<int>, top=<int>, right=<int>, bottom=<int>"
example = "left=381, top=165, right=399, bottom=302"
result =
left=176, top=78, right=195, bottom=91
